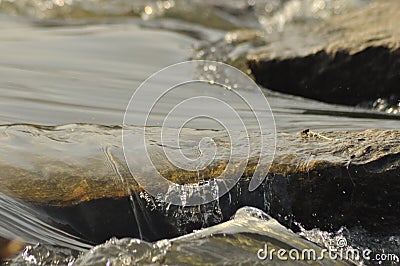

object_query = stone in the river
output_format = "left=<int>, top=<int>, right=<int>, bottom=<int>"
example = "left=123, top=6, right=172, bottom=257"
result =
left=0, top=125, right=399, bottom=243
left=247, top=1, right=400, bottom=106
left=0, top=237, right=24, bottom=261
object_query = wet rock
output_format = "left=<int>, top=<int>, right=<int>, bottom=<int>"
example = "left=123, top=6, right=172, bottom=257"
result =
left=247, top=1, right=400, bottom=108
left=0, top=238, right=24, bottom=261
left=0, top=125, right=399, bottom=243
left=268, top=129, right=400, bottom=235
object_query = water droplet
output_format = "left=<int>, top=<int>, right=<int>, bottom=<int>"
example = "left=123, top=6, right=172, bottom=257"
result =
left=144, top=6, right=153, bottom=15
left=163, top=1, right=173, bottom=9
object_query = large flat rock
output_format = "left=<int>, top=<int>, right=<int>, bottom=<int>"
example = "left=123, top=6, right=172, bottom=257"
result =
left=247, top=1, right=400, bottom=107
left=0, top=125, right=399, bottom=242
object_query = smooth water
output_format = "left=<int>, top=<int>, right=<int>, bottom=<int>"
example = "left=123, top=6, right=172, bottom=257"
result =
left=0, top=0, right=399, bottom=265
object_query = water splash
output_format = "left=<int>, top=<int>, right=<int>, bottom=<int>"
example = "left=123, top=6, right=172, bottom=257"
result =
left=0, top=0, right=371, bottom=32
left=256, top=0, right=371, bottom=32
left=371, top=97, right=400, bottom=115
left=4, top=244, right=78, bottom=266
left=140, top=179, right=224, bottom=235
left=7, top=207, right=356, bottom=265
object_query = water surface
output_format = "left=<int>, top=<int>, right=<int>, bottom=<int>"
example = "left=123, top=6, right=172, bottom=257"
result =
left=0, top=0, right=399, bottom=265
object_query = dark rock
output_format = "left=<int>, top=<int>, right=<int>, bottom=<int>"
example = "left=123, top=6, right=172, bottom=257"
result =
left=0, top=125, right=399, bottom=243
left=247, top=1, right=400, bottom=107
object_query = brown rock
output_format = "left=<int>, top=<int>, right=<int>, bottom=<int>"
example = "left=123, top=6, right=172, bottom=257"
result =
left=0, top=125, right=399, bottom=242
left=0, top=237, right=24, bottom=261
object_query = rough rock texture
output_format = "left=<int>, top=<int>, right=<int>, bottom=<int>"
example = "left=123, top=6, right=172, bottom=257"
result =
left=247, top=1, right=400, bottom=106
left=0, top=125, right=399, bottom=243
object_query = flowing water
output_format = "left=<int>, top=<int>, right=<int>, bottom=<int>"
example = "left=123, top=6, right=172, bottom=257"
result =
left=0, top=0, right=399, bottom=265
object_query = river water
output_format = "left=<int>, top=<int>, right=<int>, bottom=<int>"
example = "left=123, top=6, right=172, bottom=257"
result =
left=0, top=0, right=399, bottom=265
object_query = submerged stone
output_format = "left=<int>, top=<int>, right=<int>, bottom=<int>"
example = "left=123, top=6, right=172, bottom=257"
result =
left=247, top=1, right=400, bottom=108
left=0, top=125, right=399, bottom=243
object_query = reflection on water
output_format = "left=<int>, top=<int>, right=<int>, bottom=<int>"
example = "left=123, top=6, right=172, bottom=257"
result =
left=0, top=17, right=398, bottom=131
left=0, top=0, right=397, bottom=131
left=0, top=18, right=194, bottom=125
